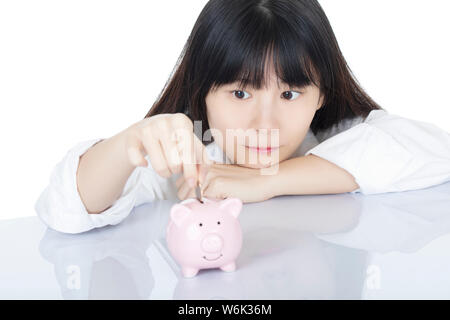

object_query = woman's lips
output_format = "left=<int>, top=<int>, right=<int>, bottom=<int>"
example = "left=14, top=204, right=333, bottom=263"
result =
left=245, top=146, right=280, bottom=154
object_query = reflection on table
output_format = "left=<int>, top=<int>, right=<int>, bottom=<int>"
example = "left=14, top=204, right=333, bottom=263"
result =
left=32, top=182, right=450, bottom=299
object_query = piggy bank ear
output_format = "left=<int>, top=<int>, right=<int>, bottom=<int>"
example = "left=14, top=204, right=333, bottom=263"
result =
left=219, top=198, right=243, bottom=218
left=170, top=204, right=192, bottom=226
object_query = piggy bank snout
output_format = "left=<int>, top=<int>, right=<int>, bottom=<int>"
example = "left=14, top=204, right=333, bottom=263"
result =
left=201, top=234, right=223, bottom=253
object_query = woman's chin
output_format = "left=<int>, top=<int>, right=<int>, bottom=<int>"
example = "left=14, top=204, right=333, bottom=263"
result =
left=236, top=161, right=278, bottom=169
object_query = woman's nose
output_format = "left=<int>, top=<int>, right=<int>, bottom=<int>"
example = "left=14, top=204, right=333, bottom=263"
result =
left=251, top=98, right=279, bottom=129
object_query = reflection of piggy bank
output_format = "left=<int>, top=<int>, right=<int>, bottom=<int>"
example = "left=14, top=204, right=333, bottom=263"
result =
left=166, top=197, right=243, bottom=278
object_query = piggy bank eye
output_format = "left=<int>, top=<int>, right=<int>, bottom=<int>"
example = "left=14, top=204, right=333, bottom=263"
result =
left=217, top=221, right=221, bottom=225
left=199, top=223, right=203, bottom=227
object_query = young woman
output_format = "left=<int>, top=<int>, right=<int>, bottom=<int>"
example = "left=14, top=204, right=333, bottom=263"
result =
left=36, top=0, right=450, bottom=234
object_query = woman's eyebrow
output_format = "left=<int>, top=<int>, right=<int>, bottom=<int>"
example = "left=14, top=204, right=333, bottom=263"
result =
left=225, top=81, right=308, bottom=90
left=291, top=85, right=308, bottom=90
left=282, top=83, right=307, bottom=91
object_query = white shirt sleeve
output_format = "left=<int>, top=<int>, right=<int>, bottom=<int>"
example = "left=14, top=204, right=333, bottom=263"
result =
left=34, top=138, right=178, bottom=234
left=305, top=110, right=450, bottom=194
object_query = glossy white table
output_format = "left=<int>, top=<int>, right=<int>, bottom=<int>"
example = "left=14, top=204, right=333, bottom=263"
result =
left=1, top=182, right=450, bottom=300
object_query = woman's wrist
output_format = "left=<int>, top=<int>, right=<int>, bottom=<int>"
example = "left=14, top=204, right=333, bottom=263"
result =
left=268, top=154, right=359, bottom=197
left=258, top=163, right=285, bottom=200
left=76, top=128, right=139, bottom=214
left=115, top=127, right=140, bottom=171
left=262, top=156, right=311, bottom=198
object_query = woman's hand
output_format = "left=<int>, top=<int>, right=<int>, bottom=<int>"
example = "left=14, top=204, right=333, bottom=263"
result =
left=175, top=163, right=211, bottom=200
left=124, top=113, right=213, bottom=187
left=175, top=175, right=196, bottom=200
left=199, top=163, right=278, bottom=203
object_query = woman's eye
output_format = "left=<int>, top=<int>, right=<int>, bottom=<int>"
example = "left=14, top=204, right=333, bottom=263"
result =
left=282, top=91, right=301, bottom=101
left=232, top=90, right=251, bottom=100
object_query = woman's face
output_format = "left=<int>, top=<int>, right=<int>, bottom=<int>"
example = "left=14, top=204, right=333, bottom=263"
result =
left=205, top=68, right=324, bottom=169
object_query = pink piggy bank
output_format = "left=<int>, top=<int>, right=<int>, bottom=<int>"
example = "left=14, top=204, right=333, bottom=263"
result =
left=166, top=197, right=243, bottom=278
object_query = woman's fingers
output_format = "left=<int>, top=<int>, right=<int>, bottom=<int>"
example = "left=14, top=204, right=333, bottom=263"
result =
left=176, top=128, right=198, bottom=188
left=199, top=164, right=216, bottom=196
left=160, top=130, right=182, bottom=175
left=187, top=186, right=196, bottom=198
left=140, top=131, right=172, bottom=178
left=175, top=175, right=184, bottom=188
left=191, top=135, right=215, bottom=186
left=177, top=178, right=196, bottom=200
left=129, top=112, right=215, bottom=183
left=125, top=133, right=148, bottom=167
left=174, top=122, right=213, bottom=187
left=197, top=162, right=211, bottom=186
left=176, top=175, right=197, bottom=200
left=177, top=179, right=191, bottom=200
left=195, top=137, right=214, bottom=168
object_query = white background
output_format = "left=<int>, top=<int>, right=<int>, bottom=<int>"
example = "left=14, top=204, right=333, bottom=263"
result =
left=0, top=0, right=449, bottom=221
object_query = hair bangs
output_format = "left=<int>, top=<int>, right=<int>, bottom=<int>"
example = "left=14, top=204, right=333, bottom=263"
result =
left=209, top=11, right=320, bottom=92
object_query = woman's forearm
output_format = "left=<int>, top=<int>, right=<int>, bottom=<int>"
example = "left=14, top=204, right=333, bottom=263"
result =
left=271, top=154, right=360, bottom=196
left=76, top=129, right=137, bottom=214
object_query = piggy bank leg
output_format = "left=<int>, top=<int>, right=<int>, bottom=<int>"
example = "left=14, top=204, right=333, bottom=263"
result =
left=181, top=267, right=199, bottom=278
left=220, top=262, right=236, bottom=272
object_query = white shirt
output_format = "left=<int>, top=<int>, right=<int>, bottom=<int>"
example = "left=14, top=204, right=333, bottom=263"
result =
left=35, top=110, right=450, bottom=234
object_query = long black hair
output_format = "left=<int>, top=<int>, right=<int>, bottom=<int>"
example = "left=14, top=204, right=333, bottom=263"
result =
left=145, top=0, right=383, bottom=144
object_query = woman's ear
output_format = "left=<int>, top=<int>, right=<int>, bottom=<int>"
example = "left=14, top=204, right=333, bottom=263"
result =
left=316, top=94, right=325, bottom=110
